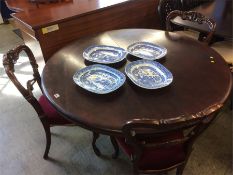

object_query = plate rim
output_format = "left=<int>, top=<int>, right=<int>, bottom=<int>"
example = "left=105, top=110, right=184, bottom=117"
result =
left=83, top=45, right=127, bottom=64
left=127, top=41, right=167, bottom=60
left=73, top=64, right=126, bottom=94
left=125, top=60, right=173, bottom=89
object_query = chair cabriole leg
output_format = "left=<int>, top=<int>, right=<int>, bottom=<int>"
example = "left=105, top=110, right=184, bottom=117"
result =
left=92, top=132, right=101, bottom=156
left=110, top=136, right=119, bottom=159
left=42, top=121, right=51, bottom=159
left=176, top=164, right=185, bottom=175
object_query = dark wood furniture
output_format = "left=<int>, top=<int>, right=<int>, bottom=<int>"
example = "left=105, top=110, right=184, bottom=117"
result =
left=7, top=0, right=54, bottom=11
left=211, top=41, right=233, bottom=71
left=116, top=115, right=216, bottom=174
left=41, top=29, right=232, bottom=138
left=32, top=0, right=64, bottom=8
left=8, top=0, right=159, bottom=62
left=2, top=45, right=100, bottom=159
left=211, top=40, right=233, bottom=109
left=181, top=0, right=214, bottom=11
left=172, top=0, right=233, bottom=40
left=166, top=10, right=216, bottom=44
left=157, top=0, right=183, bottom=29
left=157, top=0, right=212, bottom=29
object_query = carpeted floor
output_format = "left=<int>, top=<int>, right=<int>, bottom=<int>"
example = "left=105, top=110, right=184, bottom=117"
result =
left=0, top=23, right=232, bottom=175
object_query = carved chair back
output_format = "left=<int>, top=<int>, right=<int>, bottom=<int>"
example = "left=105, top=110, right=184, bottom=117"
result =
left=122, top=114, right=217, bottom=174
left=3, top=45, right=44, bottom=117
left=166, top=10, right=216, bottom=44
left=158, top=0, right=183, bottom=29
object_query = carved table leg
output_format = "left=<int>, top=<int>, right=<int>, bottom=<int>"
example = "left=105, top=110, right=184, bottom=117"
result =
left=92, top=132, right=101, bottom=156
left=110, top=136, right=119, bottom=159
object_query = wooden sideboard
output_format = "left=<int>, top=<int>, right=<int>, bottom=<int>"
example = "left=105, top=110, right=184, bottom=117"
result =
left=10, top=0, right=160, bottom=62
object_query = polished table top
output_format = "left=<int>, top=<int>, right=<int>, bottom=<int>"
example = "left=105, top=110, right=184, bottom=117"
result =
left=172, top=0, right=232, bottom=39
left=41, top=29, right=232, bottom=135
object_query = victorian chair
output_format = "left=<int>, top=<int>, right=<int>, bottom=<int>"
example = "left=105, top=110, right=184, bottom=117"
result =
left=157, top=0, right=183, bottom=29
left=116, top=113, right=217, bottom=175
left=166, top=10, right=216, bottom=45
left=158, top=0, right=215, bottom=42
left=3, top=45, right=100, bottom=159
left=166, top=11, right=233, bottom=108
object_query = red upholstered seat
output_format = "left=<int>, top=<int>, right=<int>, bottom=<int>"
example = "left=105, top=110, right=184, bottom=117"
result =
left=117, top=132, right=185, bottom=170
left=39, top=95, right=72, bottom=125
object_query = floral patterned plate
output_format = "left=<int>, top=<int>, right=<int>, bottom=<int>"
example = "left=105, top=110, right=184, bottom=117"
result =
left=127, top=42, right=167, bottom=60
left=83, top=45, right=127, bottom=64
left=125, top=60, right=173, bottom=89
left=73, top=64, right=126, bottom=94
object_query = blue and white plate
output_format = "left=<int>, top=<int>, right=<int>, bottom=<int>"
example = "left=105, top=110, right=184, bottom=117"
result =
left=127, top=42, right=167, bottom=60
left=73, top=64, right=126, bottom=94
left=125, top=60, right=173, bottom=89
left=83, top=45, right=127, bottom=64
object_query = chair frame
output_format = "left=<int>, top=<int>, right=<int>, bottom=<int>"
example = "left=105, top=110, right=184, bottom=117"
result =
left=3, top=45, right=100, bottom=159
left=121, top=113, right=218, bottom=175
left=166, top=10, right=216, bottom=44
left=158, top=0, right=183, bottom=30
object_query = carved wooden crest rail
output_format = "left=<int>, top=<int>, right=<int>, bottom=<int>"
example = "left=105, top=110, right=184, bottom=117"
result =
left=166, top=10, right=216, bottom=44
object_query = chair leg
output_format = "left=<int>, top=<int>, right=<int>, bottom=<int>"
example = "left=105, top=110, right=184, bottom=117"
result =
left=42, top=122, right=51, bottom=159
left=198, top=32, right=205, bottom=41
left=92, top=132, right=101, bottom=156
left=176, top=164, right=185, bottom=175
left=110, top=136, right=119, bottom=159
left=230, top=98, right=232, bottom=110
left=230, top=82, right=233, bottom=110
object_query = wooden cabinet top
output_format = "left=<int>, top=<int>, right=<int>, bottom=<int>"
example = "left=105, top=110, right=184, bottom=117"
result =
left=10, top=0, right=131, bottom=30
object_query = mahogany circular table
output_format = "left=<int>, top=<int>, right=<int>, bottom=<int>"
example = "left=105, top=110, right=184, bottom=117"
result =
left=41, top=29, right=232, bottom=136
